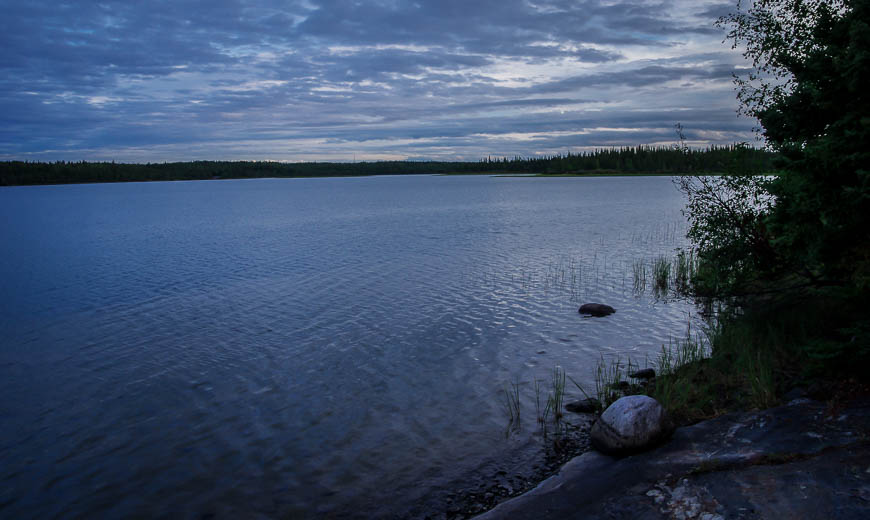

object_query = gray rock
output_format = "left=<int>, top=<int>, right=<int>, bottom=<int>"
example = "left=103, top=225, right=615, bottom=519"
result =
left=578, top=303, right=616, bottom=317
left=590, top=395, right=673, bottom=455
left=565, top=398, right=601, bottom=414
left=628, top=368, right=656, bottom=380
left=475, top=397, right=870, bottom=520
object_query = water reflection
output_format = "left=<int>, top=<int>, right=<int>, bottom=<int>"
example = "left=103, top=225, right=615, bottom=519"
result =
left=0, top=175, right=698, bottom=518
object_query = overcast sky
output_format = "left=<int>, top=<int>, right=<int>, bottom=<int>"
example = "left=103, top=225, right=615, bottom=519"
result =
left=0, top=0, right=755, bottom=162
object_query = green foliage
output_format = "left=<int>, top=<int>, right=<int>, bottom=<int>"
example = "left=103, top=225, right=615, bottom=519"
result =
left=677, top=172, right=777, bottom=296
left=668, top=0, right=870, bottom=386
left=715, top=0, right=870, bottom=289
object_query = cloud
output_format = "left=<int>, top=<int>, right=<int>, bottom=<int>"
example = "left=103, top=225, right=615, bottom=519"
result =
left=0, top=0, right=754, bottom=161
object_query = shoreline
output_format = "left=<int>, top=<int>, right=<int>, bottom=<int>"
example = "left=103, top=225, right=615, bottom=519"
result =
left=0, top=171, right=714, bottom=188
left=409, top=415, right=595, bottom=519
left=473, top=396, right=870, bottom=519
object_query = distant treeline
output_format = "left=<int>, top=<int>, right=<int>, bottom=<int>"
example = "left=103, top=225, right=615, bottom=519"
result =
left=0, top=145, right=776, bottom=186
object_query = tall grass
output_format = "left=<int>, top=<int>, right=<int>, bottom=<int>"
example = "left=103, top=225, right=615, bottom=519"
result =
left=592, top=356, right=653, bottom=408
left=631, top=249, right=698, bottom=299
left=646, top=325, right=712, bottom=420
left=652, top=256, right=672, bottom=297
left=534, top=378, right=544, bottom=424
left=632, top=260, right=647, bottom=292
left=502, top=381, right=522, bottom=428
left=673, top=249, right=697, bottom=294
left=548, top=366, right=566, bottom=422
left=500, top=366, right=573, bottom=432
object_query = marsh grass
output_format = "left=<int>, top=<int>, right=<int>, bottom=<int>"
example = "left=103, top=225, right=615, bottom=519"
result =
left=595, top=355, right=626, bottom=407
left=652, top=256, right=672, bottom=297
left=502, top=381, right=522, bottom=428
left=673, top=249, right=697, bottom=294
left=590, top=355, right=656, bottom=409
left=503, top=307, right=787, bottom=430
left=501, top=366, right=576, bottom=434
left=548, top=366, right=566, bottom=422
left=534, top=378, right=544, bottom=424
left=643, top=312, right=795, bottom=425
left=632, top=260, right=647, bottom=292
left=631, top=249, right=698, bottom=299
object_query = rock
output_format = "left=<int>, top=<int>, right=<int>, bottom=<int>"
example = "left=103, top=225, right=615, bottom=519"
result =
left=590, top=395, right=673, bottom=455
left=578, top=303, right=615, bottom=317
left=629, top=368, right=656, bottom=380
left=608, top=381, right=632, bottom=392
left=566, top=398, right=601, bottom=414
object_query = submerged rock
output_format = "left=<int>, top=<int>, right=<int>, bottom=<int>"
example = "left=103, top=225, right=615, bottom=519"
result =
left=566, top=398, right=601, bottom=414
left=578, top=303, right=616, bottom=317
left=590, top=395, right=673, bottom=456
left=629, top=368, right=656, bottom=380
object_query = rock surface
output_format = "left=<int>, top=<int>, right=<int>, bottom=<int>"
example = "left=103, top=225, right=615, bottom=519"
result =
left=474, top=397, right=870, bottom=520
left=590, top=395, right=672, bottom=455
left=565, top=398, right=601, bottom=414
left=578, top=303, right=615, bottom=317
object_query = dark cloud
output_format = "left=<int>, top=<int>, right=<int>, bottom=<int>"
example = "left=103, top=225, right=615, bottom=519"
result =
left=0, top=0, right=755, bottom=161
left=696, top=2, right=738, bottom=20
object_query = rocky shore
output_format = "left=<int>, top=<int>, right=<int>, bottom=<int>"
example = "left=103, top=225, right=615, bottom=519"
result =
left=407, top=414, right=595, bottom=519
left=473, top=396, right=870, bottom=519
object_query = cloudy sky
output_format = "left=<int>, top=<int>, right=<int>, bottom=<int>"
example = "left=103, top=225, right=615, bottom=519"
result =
left=0, top=0, right=754, bottom=162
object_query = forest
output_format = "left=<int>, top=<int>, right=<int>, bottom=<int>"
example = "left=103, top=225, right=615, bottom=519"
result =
left=0, top=144, right=775, bottom=186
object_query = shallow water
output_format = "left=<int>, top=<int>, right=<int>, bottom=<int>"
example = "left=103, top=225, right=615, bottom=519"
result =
left=0, top=175, right=697, bottom=518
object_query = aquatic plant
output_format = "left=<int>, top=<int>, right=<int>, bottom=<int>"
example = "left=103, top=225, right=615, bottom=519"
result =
left=548, top=366, right=566, bottom=422
left=502, top=381, right=522, bottom=427
left=652, top=256, right=672, bottom=297
left=673, top=249, right=697, bottom=295
left=632, top=260, right=647, bottom=293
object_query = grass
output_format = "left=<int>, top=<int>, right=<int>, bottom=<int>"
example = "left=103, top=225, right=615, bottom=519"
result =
left=631, top=249, right=698, bottom=299
left=548, top=366, right=566, bottom=422
left=641, top=290, right=868, bottom=424
left=501, top=366, right=573, bottom=433
left=579, top=316, right=783, bottom=426
left=502, top=260, right=870, bottom=432
left=674, top=249, right=697, bottom=294
left=595, top=355, right=628, bottom=408
left=652, top=257, right=671, bottom=296
left=632, top=260, right=647, bottom=292
left=502, top=298, right=827, bottom=430
left=502, top=381, right=522, bottom=428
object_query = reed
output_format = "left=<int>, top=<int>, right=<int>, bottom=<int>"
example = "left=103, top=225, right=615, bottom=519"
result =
left=632, top=260, right=647, bottom=293
left=548, top=366, right=566, bottom=421
left=673, top=249, right=697, bottom=295
left=502, top=381, right=522, bottom=426
left=534, top=378, right=544, bottom=424
left=652, top=256, right=672, bottom=296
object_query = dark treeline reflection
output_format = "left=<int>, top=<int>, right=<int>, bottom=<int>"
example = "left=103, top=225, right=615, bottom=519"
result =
left=0, top=145, right=775, bottom=186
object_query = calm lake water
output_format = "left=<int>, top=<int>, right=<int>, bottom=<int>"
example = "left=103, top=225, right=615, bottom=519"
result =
left=0, top=175, right=697, bottom=518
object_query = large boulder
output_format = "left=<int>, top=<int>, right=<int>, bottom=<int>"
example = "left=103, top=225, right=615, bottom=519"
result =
left=578, top=303, right=616, bottom=317
left=590, top=395, right=673, bottom=456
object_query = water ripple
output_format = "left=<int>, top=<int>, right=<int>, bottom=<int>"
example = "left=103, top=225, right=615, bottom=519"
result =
left=0, top=175, right=701, bottom=518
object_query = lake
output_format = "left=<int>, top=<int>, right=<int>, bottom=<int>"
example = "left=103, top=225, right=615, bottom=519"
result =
left=0, top=175, right=698, bottom=518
